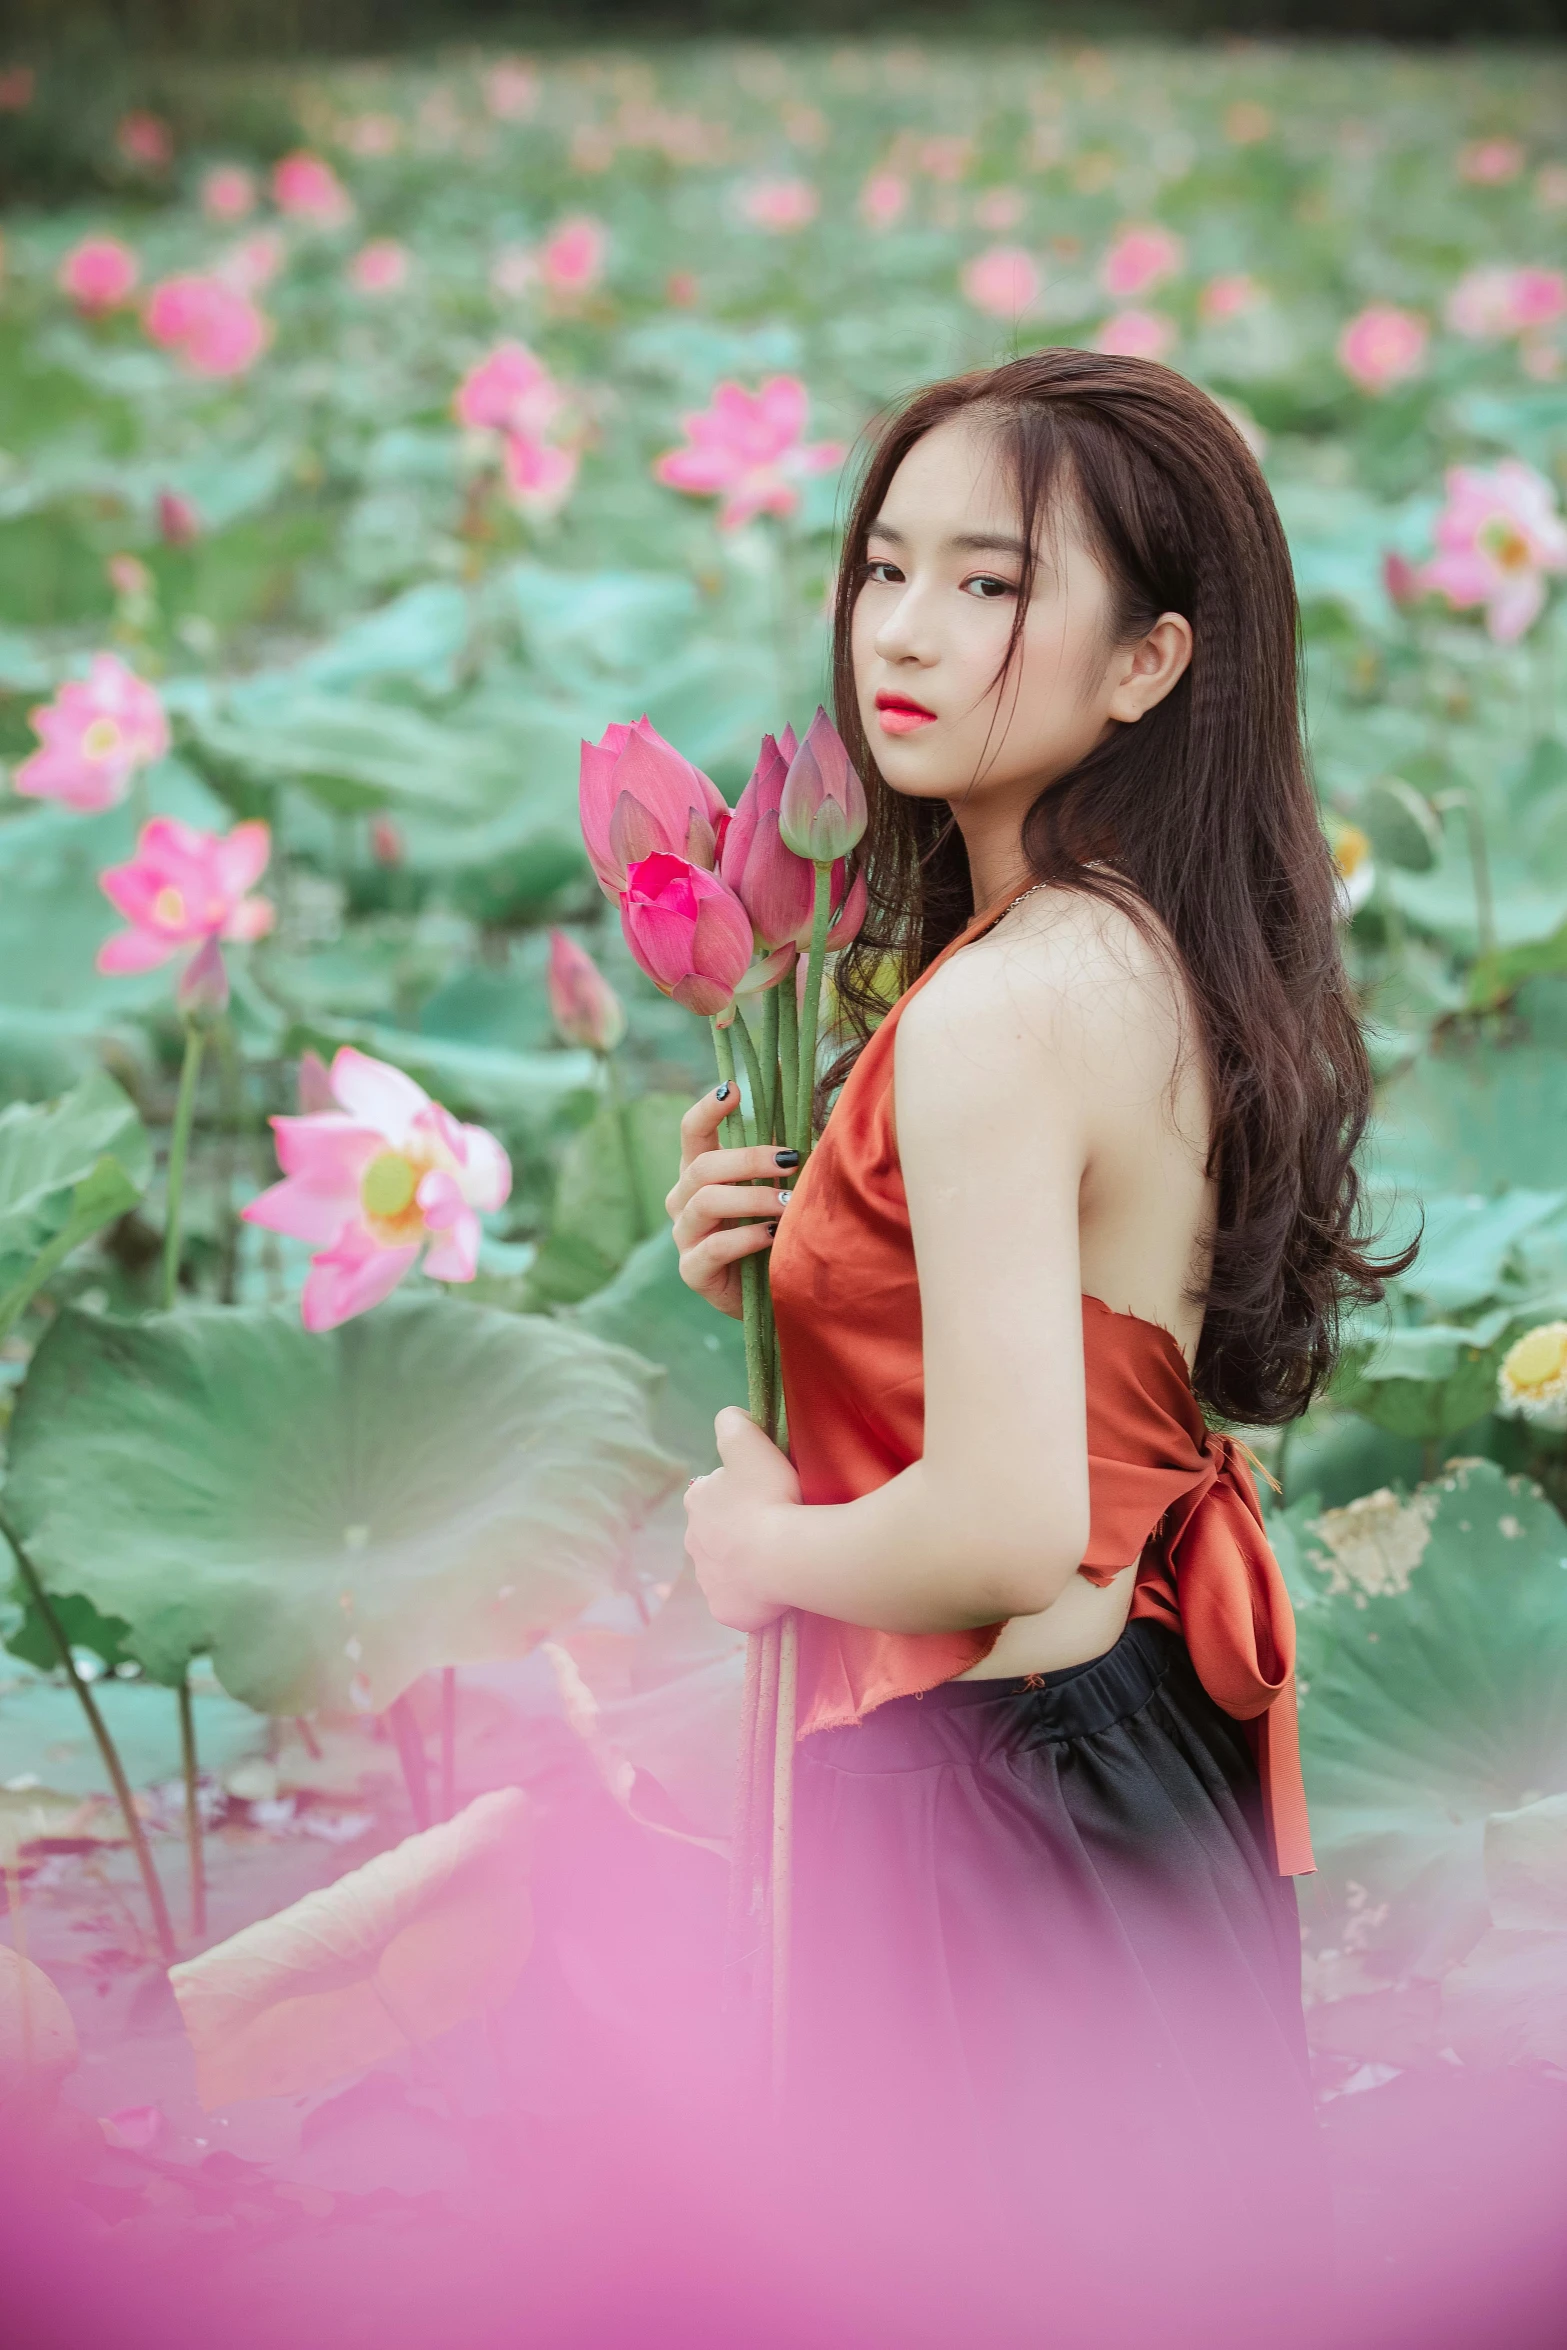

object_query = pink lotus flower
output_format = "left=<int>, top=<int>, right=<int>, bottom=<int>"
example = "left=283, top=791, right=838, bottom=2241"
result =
left=484, top=61, right=539, bottom=122
left=217, top=230, right=286, bottom=295
left=859, top=172, right=909, bottom=231
left=620, top=853, right=753, bottom=1018
left=739, top=178, right=818, bottom=233
left=1199, top=272, right=1259, bottom=323
left=720, top=727, right=866, bottom=960
left=1446, top=265, right=1567, bottom=340
left=579, top=717, right=731, bottom=901
left=777, top=707, right=869, bottom=865
left=271, top=151, right=353, bottom=228
left=654, top=377, right=843, bottom=532
left=97, top=819, right=274, bottom=1013
left=500, top=432, right=577, bottom=515
left=144, top=274, right=270, bottom=377
left=1420, top=460, right=1567, bottom=643
left=1101, top=225, right=1184, bottom=300
left=1337, top=304, right=1428, bottom=393
left=961, top=245, right=1040, bottom=318
left=1383, top=551, right=1426, bottom=610
left=201, top=165, right=256, bottom=222
left=547, top=930, right=626, bottom=1053
left=1459, top=138, right=1525, bottom=186
left=1094, top=309, right=1177, bottom=362
left=370, top=817, right=404, bottom=866
left=58, top=236, right=139, bottom=315
left=348, top=238, right=409, bottom=294
left=0, top=67, right=35, bottom=111
left=243, top=1048, right=511, bottom=1333
left=454, top=341, right=562, bottom=438
left=16, top=653, right=169, bottom=814
left=540, top=216, right=607, bottom=297
left=157, top=489, right=200, bottom=545
left=117, top=111, right=172, bottom=170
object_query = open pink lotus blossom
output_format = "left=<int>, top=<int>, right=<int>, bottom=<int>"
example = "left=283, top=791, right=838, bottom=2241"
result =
left=1459, top=138, right=1525, bottom=186
left=484, top=61, right=539, bottom=121
left=500, top=432, right=578, bottom=515
left=654, top=377, right=843, bottom=532
left=454, top=341, right=562, bottom=437
left=1337, top=304, right=1428, bottom=393
left=243, top=1048, right=511, bottom=1333
left=720, top=726, right=866, bottom=964
left=1199, top=273, right=1259, bottom=323
left=200, top=165, right=256, bottom=222
left=97, top=819, right=274, bottom=1014
left=579, top=717, right=730, bottom=901
left=144, top=274, right=269, bottom=377
left=962, top=245, right=1040, bottom=317
left=859, top=172, right=909, bottom=231
left=1419, top=460, right=1567, bottom=643
left=271, top=151, right=353, bottom=227
left=117, top=112, right=172, bottom=170
left=58, top=236, right=139, bottom=315
left=540, top=216, right=607, bottom=296
left=1094, top=309, right=1177, bottom=362
left=547, top=930, right=626, bottom=1053
left=348, top=238, right=409, bottom=294
left=16, top=653, right=168, bottom=813
left=1446, top=265, right=1567, bottom=340
left=1101, top=225, right=1184, bottom=300
left=620, top=853, right=753, bottom=1018
left=740, top=178, right=818, bottom=233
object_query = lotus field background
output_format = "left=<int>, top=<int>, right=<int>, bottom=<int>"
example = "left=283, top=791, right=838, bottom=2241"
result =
left=0, top=30, right=1566, bottom=2243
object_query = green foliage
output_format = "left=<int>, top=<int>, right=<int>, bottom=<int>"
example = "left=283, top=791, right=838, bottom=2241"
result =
left=576, top=1228, right=748, bottom=1470
left=530, top=1092, right=689, bottom=1307
left=3, top=1293, right=680, bottom=1712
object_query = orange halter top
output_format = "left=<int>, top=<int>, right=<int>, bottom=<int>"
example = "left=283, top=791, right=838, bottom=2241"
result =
left=766, top=882, right=1314, bottom=1878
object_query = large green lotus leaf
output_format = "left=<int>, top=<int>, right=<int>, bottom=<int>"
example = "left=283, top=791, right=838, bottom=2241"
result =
left=297, top=584, right=472, bottom=696
left=0, top=1068, right=149, bottom=1298
left=530, top=1094, right=689, bottom=1308
left=1296, top=1461, right=1567, bottom=1975
left=184, top=691, right=497, bottom=818
left=575, top=1228, right=748, bottom=1471
left=1393, top=1189, right=1567, bottom=1316
left=1370, top=1041, right=1567, bottom=1194
left=1331, top=1311, right=1518, bottom=1442
left=4, top=1294, right=681, bottom=1714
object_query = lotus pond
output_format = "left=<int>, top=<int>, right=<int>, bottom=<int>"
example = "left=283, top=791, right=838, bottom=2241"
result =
left=0, top=30, right=1565, bottom=2336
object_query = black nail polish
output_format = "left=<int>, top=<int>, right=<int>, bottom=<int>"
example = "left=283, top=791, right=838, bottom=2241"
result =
left=767, top=1221, right=778, bottom=1237
left=716, top=1081, right=731, bottom=1100
left=774, top=1148, right=800, bottom=1168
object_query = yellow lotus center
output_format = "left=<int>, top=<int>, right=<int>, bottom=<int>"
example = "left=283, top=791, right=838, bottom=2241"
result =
left=1504, top=1325, right=1567, bottom=1396
left=1334, top=825, right=1371, bottom=880
left=153, top=885, right=187, bottom=928
left=83, top=717, right=122, bottom=760
left=1479, top=518, right=1531, bottom=572
left=362, top=1151, right=419, bottom=1219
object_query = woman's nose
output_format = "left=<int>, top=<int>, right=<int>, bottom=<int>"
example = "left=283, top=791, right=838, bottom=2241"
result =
left=872, top=583, right=938, bottom=666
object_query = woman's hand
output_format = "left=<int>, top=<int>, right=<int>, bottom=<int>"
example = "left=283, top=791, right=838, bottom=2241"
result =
left=684, top=1405, right=802, bottom=1630
left=665, top=1084, right=798, bottom=1320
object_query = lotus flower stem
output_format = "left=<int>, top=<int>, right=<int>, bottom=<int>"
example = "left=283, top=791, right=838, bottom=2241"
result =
left=770, top=1609, right=798, bottom=2095
left=162, top=1025, right=206, bottom=1312
left=776, top=974, right=800, bottom=1157
left=388, top=1692, right=432, bottom=1831
left=710, top=1021, right=769, bottom=1426
left=177, top=1670, right=206, bottom=1939
left=793, top=864, right=834, bottom=1163
left=760, top=982, right=783, bottom=1146
left=601, top=1049, right=653, bottom=1242
left=439, top=1667, right=457, bottom=1822
left=0, top=1511, right=175, bottom=1964
left=214, top=1019, right=244, bottom=1307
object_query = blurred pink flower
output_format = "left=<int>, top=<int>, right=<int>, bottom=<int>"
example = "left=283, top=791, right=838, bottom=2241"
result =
left=1421, top=459, right=1567, bottom=642
left=117, top=112, right=172, bottom=170
left=370, top=817, right=404, bottom=866
left=489, top=244, right=537, bottom=299
left=859, top=171, right=909, bottom=231
left=665, top=271, right=699, bottom=307
left=620, top=853, right=753, bottom=1018
left=1446, top=264, right=1567, bottom=339
left=1337, top=304, right=1428, bottom=393
left=720, top=725, right=865, bottom=959
left=1094, top=309, right=1177, bottom=362
left=501, top=432, right=578, bottom=515
left=144, top=274, right=270, bottom=377
left=342, top=113, right=402, bottom=157
left=540, top=216, right=607, bottom=296
left=217, top=230, right=287, bottom=294
left=97, top=819, right=274, bottom=1014
left=974, top=187, right=1025, bottom=232
left=484, top=61, right=539, bottom=122
left=654, top=376, right=843, bottom=531
left=0, top=68, right=35, bottom=111
left=156, top=489, right=201, bottom=545
left=200, top=165, right=256, bottom=222
left=1459, top=138, right=1525, bottom=186
left=961, top=245, right=1040, bottom=317
left=243, top=1047, right=511, bottom=1333
left=547, top=930, right=626, bottom=1053
left=271, top=151, right=353, bottom=227
left=579, top=716, right=730, bottom=901
left=16, top=653, right=169, bottom=813
left=58, top=237, right=139, bottom=315
left=1383, top=551, right=1426, bottom=609
left=454, top=340, right=563, bottom=437
left=348, top=238, right=409, bottom=294
left=740, top=178, right=819, bottom=233
left=1101, top=225, right=1184, bottom=300
left=106, top=552, right=151, bottom=600
left=1199, top=272, right=1259, bottom=323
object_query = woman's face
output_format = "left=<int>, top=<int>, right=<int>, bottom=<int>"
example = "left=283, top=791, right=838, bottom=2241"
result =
left=850, top=412, right=1190, bottom=822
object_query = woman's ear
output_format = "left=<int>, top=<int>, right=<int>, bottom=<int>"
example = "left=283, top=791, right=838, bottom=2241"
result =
left=1105, top=611, right=1194, bottom=724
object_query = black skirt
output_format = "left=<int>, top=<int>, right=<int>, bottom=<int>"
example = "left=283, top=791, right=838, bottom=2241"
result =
left=787, top=1620, right=1329, bottom=2339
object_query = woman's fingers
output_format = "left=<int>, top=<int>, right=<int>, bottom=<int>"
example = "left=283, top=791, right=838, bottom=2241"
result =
left=678, top=1083, right=745, bottom=1172
left=670, top=1180, right=793, bottom=1252
left=676, top=1216, right=777, bottom=1302
left=665, top=1142, right=798, bottom=1222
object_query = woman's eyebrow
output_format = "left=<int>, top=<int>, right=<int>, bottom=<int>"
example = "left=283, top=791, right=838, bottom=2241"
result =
left=865, top=519, right=1032, bottom=558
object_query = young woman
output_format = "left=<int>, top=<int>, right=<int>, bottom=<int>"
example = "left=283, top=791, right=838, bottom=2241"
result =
left=667, top=352, right=1401, bottom=2322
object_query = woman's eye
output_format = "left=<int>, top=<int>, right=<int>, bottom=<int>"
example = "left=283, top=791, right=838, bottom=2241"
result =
left=962, top=573, right=1016, bottom=600
left=864, top=558, right=903, bottom=585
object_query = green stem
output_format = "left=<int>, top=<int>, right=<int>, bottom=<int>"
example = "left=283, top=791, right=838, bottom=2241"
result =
left=215, top=1019, right=243, bottom=1307
left=712, top=1019, right=769, bottom=1425
left=177, top=1671, right=206, bottom=1940
left=729, top=1006, right=770, bottom=1149
left=602, top=1049, right=652, bottom=1241
left=777, top=972, right=800, bottom=1158
left=760, top=980, right=782, bottom=1146
left=1463, top=795, right=1497, bottom=963
left=162, top=1025, right=205, bottom=1312
left=793, top=865, right=834, bottom=1165
left=0, top=1510, right=175, bottom=1964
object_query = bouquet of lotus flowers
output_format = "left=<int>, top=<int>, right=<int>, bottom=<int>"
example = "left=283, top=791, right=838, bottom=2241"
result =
left=579, top=707, right=867, bottom=2075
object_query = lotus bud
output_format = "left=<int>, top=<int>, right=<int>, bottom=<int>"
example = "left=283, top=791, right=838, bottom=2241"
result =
left=175, top=934, right=229, bottom=1024
left=778, top=706, right=868, bottom=864
left=1497, top=1322, right=1567, bottom=1431
left=547, top=928, right=627, bottom=1053
left=620, top=851, right=753, bottom=1018
left=579, top=716, right=732, bottom=900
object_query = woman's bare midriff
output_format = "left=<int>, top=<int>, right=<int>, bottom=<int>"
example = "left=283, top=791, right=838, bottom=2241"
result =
left=955, top=1555, right=1139, bottom=1679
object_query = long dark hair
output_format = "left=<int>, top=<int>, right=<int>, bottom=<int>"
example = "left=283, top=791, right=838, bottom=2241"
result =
left=826, top=348, right=1410, bottom=1428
